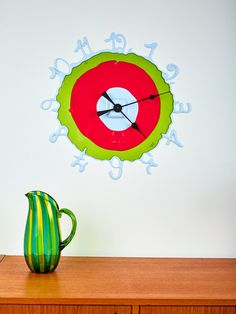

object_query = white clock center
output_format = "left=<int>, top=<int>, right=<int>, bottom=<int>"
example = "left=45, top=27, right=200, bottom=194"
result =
left=97, top=87, right=138, bottom=131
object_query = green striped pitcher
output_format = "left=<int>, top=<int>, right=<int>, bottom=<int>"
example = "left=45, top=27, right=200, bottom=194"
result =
left=24, top=191, right=77, bottom=273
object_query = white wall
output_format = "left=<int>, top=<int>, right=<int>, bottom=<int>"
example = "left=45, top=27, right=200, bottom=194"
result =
left=0, top=0, right=235, bottom=257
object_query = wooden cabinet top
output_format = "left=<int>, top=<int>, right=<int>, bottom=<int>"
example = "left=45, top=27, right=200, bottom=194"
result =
left=0, top=256, right=236, bottom=306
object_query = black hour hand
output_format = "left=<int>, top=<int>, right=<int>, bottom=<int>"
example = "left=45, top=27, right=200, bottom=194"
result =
left=101, top=91, right=115, bottom=105
left=97, top=108, right=113, bottom=117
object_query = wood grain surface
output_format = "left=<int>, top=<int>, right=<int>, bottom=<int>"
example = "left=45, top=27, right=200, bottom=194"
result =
left=140, top=305, right=236, bottom=314
left=0, top=256, right=235, bottom=306
left=0, top=305, right=131, bottom=314
left=0, top=256, right=4, bottom=263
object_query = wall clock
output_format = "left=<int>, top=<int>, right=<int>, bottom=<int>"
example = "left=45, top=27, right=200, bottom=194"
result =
left=57, top=52, right=173, bottom=161
left=41, top=33, right=191, bottom=179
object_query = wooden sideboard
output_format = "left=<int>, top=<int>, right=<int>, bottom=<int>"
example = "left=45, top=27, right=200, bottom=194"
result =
left=0, top=255, right=236, bottom=314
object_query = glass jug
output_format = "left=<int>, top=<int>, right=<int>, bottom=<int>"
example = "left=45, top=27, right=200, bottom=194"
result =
left=24, top=191, right=77, bottom=273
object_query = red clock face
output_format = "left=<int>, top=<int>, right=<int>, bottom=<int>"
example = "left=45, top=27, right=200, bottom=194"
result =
left=57, top=52, right=173, bottom=161
left=70, top=60, right=160, bottom=151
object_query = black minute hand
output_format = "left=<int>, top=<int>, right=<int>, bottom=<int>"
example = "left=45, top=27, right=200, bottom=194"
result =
left=122, top=90, right=171, bottom=108
left=97, top=90, right=171, bottom=117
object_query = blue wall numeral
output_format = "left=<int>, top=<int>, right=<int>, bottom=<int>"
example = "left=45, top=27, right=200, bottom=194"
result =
left=140, top=152, right=158, bottom=174
left=75, top=37, right=93, bottom=60
left=71, top=149, right=88, bottom=173
left=162, top=129, right=183, bottom=147
left=144, top=42, right=157, bottom=61
left=163, top=64, right=179, bottom=83
left=49, top=58, right=71, bottom=81
left=49, top=126, right=68, bottom=143
left=109, top=156, right=123, bottom=180
left=41, top=99, right=60, bottom=112
left=105, top=32, right=127, bottom=53
left=174, top=101, right=192, bottom=114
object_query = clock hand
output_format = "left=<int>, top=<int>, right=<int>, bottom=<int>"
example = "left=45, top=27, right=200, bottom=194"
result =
left=97, top=108, right=114, bottom=117
left=121, top=91, right=171, bottom=108
left=101, top=91, right=116, bottom=105
left=97, top=91, right=171, bottom=117
left=97, top=92, right=117, bottom=117
left=120, top=111, right=146, bottom=138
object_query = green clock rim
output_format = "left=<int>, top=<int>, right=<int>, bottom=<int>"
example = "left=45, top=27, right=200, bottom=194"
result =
left=57, top=52, right=173, bottom=161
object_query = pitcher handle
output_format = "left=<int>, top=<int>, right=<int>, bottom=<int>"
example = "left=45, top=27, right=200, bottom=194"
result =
left=59, top=208, right=77, bottom=251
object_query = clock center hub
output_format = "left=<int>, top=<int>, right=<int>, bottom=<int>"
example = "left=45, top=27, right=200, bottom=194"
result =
left=114, top=104, right=122, bottom=112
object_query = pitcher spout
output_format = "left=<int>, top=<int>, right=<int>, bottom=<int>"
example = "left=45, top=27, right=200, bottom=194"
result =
left=25, top=192, right=32, bottom=198
left=25, top=191, right=58, bottom=206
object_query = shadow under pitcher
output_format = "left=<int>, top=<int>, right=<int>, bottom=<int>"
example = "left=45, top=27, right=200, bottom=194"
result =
left=24, top=190, right=77, bottom=273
